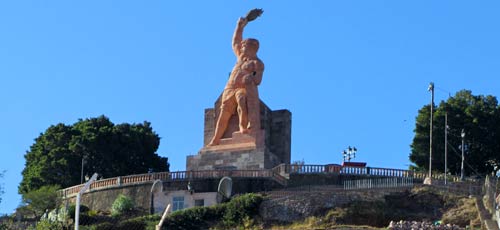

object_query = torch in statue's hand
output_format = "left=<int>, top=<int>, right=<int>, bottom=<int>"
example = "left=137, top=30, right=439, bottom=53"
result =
left=244, top=8, right=263, bottom=22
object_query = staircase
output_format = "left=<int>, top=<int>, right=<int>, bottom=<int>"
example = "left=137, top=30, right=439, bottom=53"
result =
left=476, top=197, right=499, bottom=230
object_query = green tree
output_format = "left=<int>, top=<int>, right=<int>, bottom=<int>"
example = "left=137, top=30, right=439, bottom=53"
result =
left=20, top=185, right=61, bottom=219
left=410, top=90, right=500, bottom=176
left=19, top=115, right=170, bottom=194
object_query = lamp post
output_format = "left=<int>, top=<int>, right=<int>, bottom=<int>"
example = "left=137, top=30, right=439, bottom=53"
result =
left=461, top=129, right=465, bottom=181
left=342, top=146, right=357, bottom=163
left=444, top=111, right=448, bottom=185
left=75, top=142, right=87, bottom=184
left=428, top=82, right=434, bottom=180
left=150, top=180, right=163, bottom=214
left=493, top=165, right=499, bottom=211
left=81, top=156, right=85, bottom=184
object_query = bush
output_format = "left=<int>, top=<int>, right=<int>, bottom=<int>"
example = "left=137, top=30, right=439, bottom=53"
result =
left=162, top=206, right=218, bottom=230
left=116, top=219, right=146, bottom=230
left=77, top=193, right=264, bottom=230
left=35, top=219, right=65, bottom=230
left=111, top=194, right=134, bottom=217
left=90, top=222, right=113, bottom=230
left=343, top=200, right=387, bottom=227
left=222, top=193, right=263, bottom=227
left=160, top=194, right=262, bottom=230
left=68, top=204, right=90, bottom=219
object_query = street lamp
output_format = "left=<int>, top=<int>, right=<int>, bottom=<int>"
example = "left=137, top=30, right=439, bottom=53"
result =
left=75, top=142, right=87, bottom=184
left=428, top=82, right=434, bottom=180
left=81, top=156, right=86, bottom=184
left=444, top=111, right=449, bottom=185
left=342, top=146, right=357, bottom=163
left=493, top=164, right=499, bottom=211
left=461, top=129, right=465, bottom=181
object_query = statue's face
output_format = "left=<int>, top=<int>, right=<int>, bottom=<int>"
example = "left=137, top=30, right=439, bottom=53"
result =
left=241, top=39, right=259, bottom=56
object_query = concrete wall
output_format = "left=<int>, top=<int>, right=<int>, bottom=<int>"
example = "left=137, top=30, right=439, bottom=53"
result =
left=67, top=177, right=282, bottom=212
left=72, top=183, right=154, bottom=212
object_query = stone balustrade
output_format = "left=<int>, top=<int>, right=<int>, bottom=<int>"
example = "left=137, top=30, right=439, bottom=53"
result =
left=283, top=164, right=463, bottom=182
left=61, top=164, right=471, bottom=198
left=61, top=168, right=287, bottom=198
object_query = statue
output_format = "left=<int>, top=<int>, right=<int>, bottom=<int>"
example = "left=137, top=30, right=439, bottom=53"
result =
left=208, top=9, right=264, bottom=146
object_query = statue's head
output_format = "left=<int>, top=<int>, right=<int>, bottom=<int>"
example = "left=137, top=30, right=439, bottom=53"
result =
left=241, top=38, right=259, bottom=56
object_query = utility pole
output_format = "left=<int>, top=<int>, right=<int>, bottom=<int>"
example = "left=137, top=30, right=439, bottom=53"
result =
left=81, top=157, right=85, bottom=184
left=428, top=82, right=434, bottom=180
left=461, top=129, right=465, bottom=181
left=444, top=111, right=448, bottom=185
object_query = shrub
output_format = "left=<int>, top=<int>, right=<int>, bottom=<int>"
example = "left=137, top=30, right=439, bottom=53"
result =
left=162, top=206, right=215, bottom=230
left=130, top=215, right=161, bottom=230
left=111, top=194, right=134, bottom=217
left=222, top=193, right=263, bottom=227
left=86, top=210, right=98, bottom=217
left=344, top=200, right=387, bottom=227
left=113, top=219, right=145, bottom=230
left=160, top=194, right=263, bottom=230
left=68, top=204, right=90, bottom=219
left=35, top=219, right=64, bottom=230
left=77, top=193, right=264, bottom=230
left=90, top=222, right=113, bottom=230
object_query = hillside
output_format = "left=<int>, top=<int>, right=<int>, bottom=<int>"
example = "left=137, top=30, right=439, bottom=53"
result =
left=1, top=186, right=480, bottom=229
left=262, top=186, right=479, bottom=229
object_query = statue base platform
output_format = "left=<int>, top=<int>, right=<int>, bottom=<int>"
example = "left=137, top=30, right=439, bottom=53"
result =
left=187, top=131, right=281, bottom=170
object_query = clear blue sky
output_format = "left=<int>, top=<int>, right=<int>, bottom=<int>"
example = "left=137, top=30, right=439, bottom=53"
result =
left=1, top=1, right=499, bottom=214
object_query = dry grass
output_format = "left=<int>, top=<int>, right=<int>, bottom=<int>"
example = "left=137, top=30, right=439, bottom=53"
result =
left=441, top=197, right=479, bottom=227
left=266, top=215, right=383, bottom=230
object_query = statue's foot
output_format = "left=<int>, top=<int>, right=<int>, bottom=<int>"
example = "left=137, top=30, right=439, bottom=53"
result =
left=240, top=128, right=250, bottom=134
left=207, top=139, right=220, bottom=146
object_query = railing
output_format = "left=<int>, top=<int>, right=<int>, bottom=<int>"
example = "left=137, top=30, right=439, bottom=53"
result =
left=284, top=164, right=326, bottom=174
left=344, top=177, right=414, bottom=190
left=61, top=169, right=286, bottom=198
left=61, top=164, right=477, bottom=198
left=280, top=164, right=463, bottom=182
left=341, top=166, right=368, bottom=175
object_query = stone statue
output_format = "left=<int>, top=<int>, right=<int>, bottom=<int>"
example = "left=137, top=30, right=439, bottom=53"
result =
left=208, top=9, right=264, bottom=146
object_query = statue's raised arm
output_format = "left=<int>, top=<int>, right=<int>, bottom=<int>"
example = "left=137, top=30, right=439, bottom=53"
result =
left=232, top=18, right=247, bottom=57
left=232, top=9, right=263, bottom=57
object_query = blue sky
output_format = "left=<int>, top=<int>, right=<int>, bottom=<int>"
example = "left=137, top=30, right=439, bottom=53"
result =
left=1, top=1, right=499, bottom=214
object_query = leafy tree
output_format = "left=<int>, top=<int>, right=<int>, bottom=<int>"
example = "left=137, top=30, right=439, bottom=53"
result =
left=19, top=115, right=170, bottom=194
left=410, top=90, right=500, bottom=176
left=20, top=185, right=61, bottom=219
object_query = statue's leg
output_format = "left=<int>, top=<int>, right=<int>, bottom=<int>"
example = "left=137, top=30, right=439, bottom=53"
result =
left=208, top=98, right=236, bottom=146
left=246, top=86, right=260, bottom=132
left=235, top=89, right=249, bottom=134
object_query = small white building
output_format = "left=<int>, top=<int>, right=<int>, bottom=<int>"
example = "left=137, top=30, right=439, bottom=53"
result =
left=152, top=188, right=218, bottom=213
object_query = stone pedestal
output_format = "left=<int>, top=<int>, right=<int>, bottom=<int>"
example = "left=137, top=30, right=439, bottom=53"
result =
left=186, top=97, right=291, bottom=171
left=187, top=147, right=281, bottom=171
